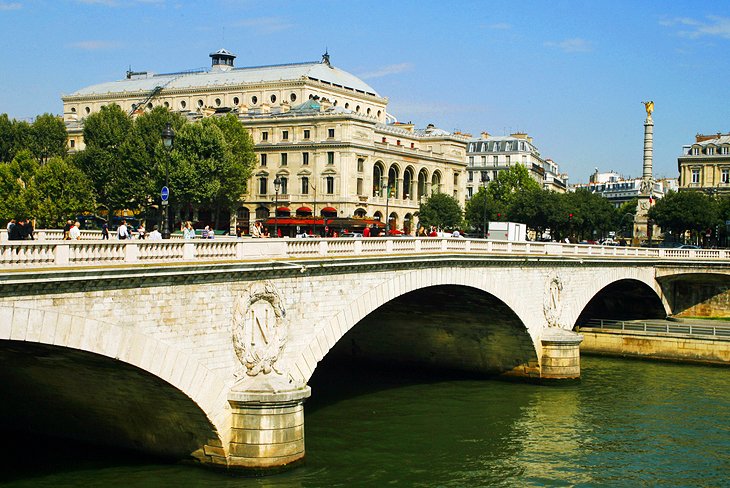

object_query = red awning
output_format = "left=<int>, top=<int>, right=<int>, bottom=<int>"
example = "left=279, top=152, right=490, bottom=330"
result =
left=296, top=206, right=312, bottom=214
left=321, top=207, right=337, bottom=214
left=276, top=207, right=290, bottom=213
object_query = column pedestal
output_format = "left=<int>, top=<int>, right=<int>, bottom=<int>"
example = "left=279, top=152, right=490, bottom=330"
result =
left=227, top=386, right=311, bottom=470
left=540, top=328, right=583, bottom=380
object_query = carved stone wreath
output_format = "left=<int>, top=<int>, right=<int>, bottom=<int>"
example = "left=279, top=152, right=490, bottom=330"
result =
left=232, top=282, right=287, bottom=376
left=543, top=273, right=564, bottom=328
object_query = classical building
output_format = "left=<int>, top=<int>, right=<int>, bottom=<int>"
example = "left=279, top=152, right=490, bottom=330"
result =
left=62, top=50, right=468, bottom=235
left=678, top=132, right=730, bottom=194
left=464, top=132, right=568, bottom=198
left=571, top=169, right=676, bottom=208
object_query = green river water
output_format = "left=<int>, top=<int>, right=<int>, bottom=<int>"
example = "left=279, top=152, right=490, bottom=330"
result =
left=1, top=355, right=728, bottom=487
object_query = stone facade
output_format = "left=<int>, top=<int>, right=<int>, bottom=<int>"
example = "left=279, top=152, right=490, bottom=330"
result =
left=61, top=50, right=468, bottom=234
left=678, top=132, right=730, bottom=194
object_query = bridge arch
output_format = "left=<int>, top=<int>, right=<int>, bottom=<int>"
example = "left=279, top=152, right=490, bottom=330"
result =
left=289, top=267, right=540, bottom=383
left=568, top=272, right=668, bottom=327
left=0, top=305, right=228, bottom=463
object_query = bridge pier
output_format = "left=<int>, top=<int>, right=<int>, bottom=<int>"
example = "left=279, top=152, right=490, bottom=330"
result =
left=227, top=386, right=311, bottom=470
left=540, top=329, right=584, bottom=380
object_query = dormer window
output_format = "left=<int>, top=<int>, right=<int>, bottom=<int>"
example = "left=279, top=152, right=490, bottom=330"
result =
left=707, top=147, right=715, bottom=155
left=692, top=147, right=700, bottom=155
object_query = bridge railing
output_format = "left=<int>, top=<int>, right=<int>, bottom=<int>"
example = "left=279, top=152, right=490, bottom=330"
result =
left=580, top=319, right=730, bottom=338
left=0, top=237, right=728, bottom=268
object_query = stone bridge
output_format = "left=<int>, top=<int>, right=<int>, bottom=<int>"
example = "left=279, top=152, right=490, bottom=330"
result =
left=1, top=238, right=729, bottom=470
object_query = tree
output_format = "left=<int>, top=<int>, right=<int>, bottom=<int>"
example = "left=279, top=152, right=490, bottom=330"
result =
left=648, top=190, right=718, bottom=241
left=25, top=157, right=96, bottom=228
left=509, top=188, right=564, bottom=239
left=487, top=164, right=541, bottom=208
left=418, top=192, right=463, bottom=230
left=30, top=113, right=67, bottom=163
left=563, top=189, right=617, bottom=241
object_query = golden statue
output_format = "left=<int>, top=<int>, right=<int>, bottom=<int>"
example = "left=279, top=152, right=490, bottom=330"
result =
left=643, top=100, right=654, bottom=118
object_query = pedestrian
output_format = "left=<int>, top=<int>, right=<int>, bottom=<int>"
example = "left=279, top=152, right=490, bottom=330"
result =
left=148, top=225, right=162, bottom=240
left=101, top=221, right=109, bottom=240
left=251, top=221, right=262, bottom=238
left=8, top=218, right=24, bottom=241
left=22, top=219, right=34, bottom=240
left=117, top=219, right=130, bottom=240
left=69, top=221, right=82, bottom=240
left=363, top=225, right=370, bottom=237
left=201, top=225, right=209, bottom=239
left=6, top=219, right=15, bottom=233
left=137, top=223, right=146, bottom=239
left=183, top=221, right=196, bottom=239
left=63, top=219, right=73, bottom=240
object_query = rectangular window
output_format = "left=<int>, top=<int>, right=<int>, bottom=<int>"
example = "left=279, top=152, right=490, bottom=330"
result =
left=327, top=151, right=335, bottom=165
left=453, top=173, right=459, bottom=185
left=302, top=152, right=309, bottom=165
left=708, top=147, right=715, bottom=155
left=481, top=155, right=486, bottom=164
left=468, top=171, right=473, bottom=182
left=493, top=156, right=498, bottom=165
left=722, top=169, right=729, bottom=184
left=468, top=156, right=474, bottom=166
left=326, top=176, right=334, bottom=194
left=281, top=153, right=287, bottom=166
left=259, top=177, right=267, bottom=195
left=506, top=156, right=511, bottom=166
left=70, top=140, right=75, bottom=148
left=303, top=129, right=311, bottom=140
left=467, top=187, right=473, bottom=198
left=328, top=128, right=335, bottom=138
left=301, top=177, right=309, bottom=195
left=280, top=177, right=288, bottom=194
left=261, top=154, right=267, bottom=166
left=721, top=147, right=729, bottom=155
left=692, top=169, right=700, bottom=184
left=357, top=177, right=363, bottom=195
left=261, top=131, right=268, bottom=142
left=282, top=130, right=289, bottom=140
left=357, top=158, right=364, bottom=172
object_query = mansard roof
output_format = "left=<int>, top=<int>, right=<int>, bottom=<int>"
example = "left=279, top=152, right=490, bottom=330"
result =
left=64, top=59, right=380, bottom=99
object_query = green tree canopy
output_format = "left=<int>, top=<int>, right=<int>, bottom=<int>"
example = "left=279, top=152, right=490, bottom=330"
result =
left=25, top=157, right=96, bottom=228
left=487, top=164, right=541, bottom=208
left=30, top=113, right=67, bottom=163
left=418, top=192, right=463, bottom=230
left=648, top=190, right=719, bottom=237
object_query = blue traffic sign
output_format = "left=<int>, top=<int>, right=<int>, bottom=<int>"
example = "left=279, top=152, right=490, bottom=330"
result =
left=161, top=186, right=169, bottom=201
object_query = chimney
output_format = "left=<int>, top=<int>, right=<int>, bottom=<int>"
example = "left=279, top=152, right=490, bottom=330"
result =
left=480, top=131, right=490, bottom=140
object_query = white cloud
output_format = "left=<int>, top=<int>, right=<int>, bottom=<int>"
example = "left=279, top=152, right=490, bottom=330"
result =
left=67, top=40, right=123, bottom=50
left=662, top=15, right=730, bottom=40
left=487, top=22, right=511, bottom=30
left=233, top=17, right=294, bottom=34
left=544, top=38, right=592, bottom=53
left=358, top=63, right=414, bottom=80
left=0, top=2, right=22, bottom=10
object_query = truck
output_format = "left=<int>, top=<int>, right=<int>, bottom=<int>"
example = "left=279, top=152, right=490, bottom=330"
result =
left=487, top=221, right=527, bottom=242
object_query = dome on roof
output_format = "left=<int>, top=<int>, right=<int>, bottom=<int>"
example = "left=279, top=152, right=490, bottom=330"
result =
left=210, top=48, right=236, bottom=71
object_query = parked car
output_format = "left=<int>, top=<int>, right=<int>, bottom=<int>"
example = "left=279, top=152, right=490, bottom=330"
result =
left=678, top=244, right=700, bottom=249
left=340, top=232, right=363, bottom=238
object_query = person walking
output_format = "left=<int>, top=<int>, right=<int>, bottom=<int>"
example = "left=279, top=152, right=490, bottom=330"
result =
left=8, top=219, right=24, bottom=241
left=117, top=220, right=130, bottom=240
left=148, top=225, right=162, bottom=240
left=69, top=221, right=82, bottom=240
left=101, top=221, right=109, bottom=240
left=183, top=221, right=196, bottom=239
left=63, top=220, right=73, bottom=240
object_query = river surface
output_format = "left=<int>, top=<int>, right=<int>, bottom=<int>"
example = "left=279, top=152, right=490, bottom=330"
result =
left=1, top=355, right=728, bottom=487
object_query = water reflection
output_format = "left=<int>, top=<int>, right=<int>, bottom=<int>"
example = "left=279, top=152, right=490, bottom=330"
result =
left=0, top=356, right=728, bottom=487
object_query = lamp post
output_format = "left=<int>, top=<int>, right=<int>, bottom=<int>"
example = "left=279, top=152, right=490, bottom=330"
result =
left=382, top=176, right=390, bottom=236
left=274, top=176, right=282, bottom=238
left=161, top=123, right=174, bottom=239
left=481, top=171, right=490, bottom=238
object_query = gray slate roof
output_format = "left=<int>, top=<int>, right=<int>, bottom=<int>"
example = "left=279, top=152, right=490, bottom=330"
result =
left=65, top=61, right=379, bottom=98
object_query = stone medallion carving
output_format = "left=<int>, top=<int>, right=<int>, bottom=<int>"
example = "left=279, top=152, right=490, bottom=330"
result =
left=232, top=282, right=287, bottom=376
left=543, top=273, right=564, bottom=328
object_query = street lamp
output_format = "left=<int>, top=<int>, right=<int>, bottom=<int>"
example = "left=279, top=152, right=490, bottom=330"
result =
left=381, top=176, right=390, bottom=236
left=481, top=171, right=490, bottom=238
left=274, top=176, right=282, bottom=238
left=161, top=122, right=174, bottom=239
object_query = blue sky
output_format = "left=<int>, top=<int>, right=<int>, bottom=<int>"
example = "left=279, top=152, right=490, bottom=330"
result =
left=1, top=0, right=729, bottom=182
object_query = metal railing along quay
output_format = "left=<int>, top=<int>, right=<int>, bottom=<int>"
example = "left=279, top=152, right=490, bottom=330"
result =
left=580, top=319, right=730, bottom=338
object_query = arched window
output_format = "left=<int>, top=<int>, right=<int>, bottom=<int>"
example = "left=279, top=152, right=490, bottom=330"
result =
left=431, top=171, right=442, bottom=194
left=373, top=162, right=384, bottom=196
left=387, top=165, right=399, bottom=198
left=255, top=207, right=269, bottom=220
left=403, top=168, right=414, bottom=200
left=418, top=169, right=429, bottom=200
